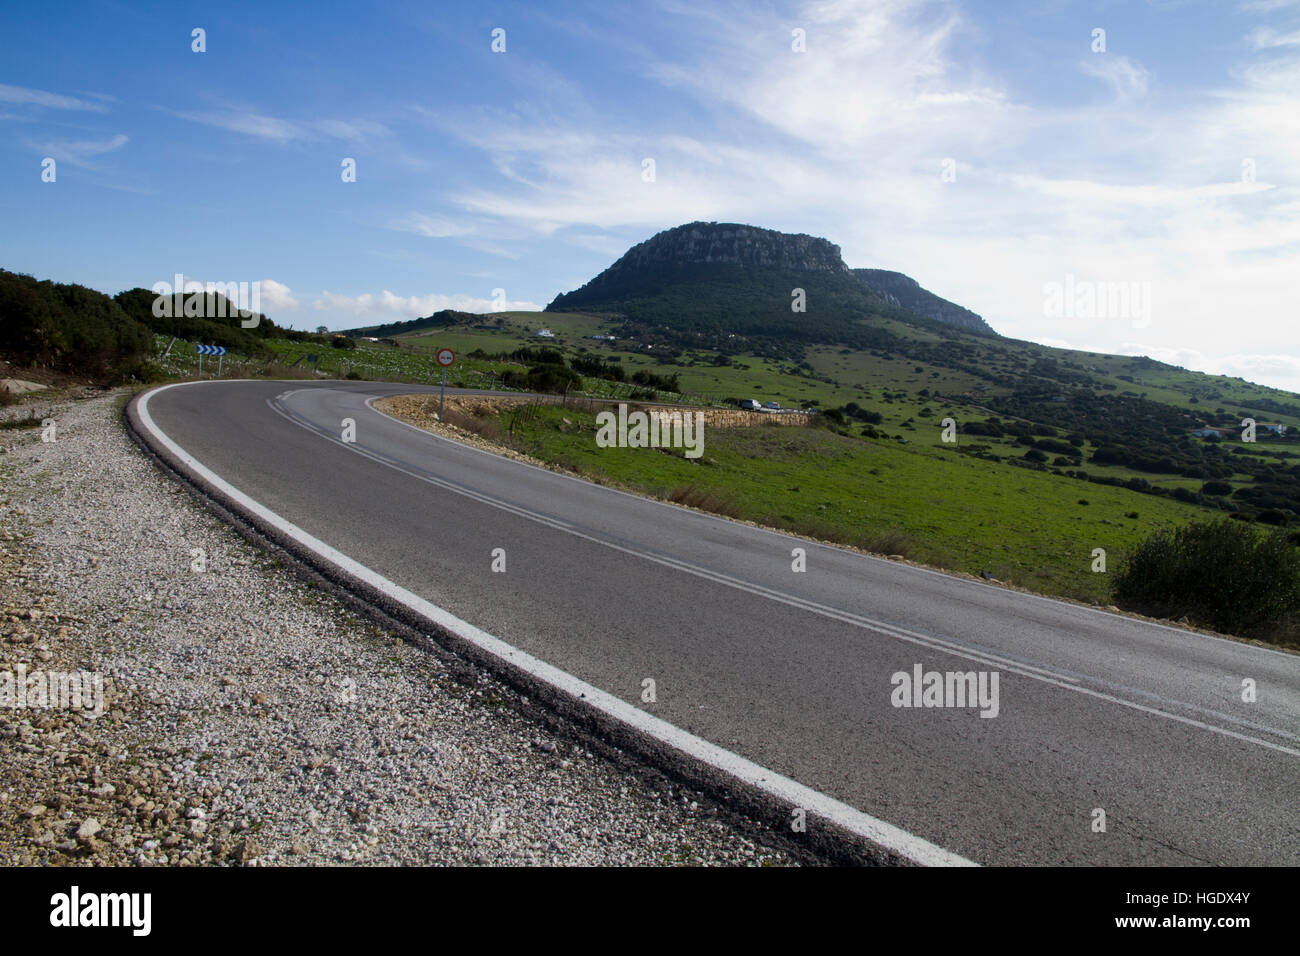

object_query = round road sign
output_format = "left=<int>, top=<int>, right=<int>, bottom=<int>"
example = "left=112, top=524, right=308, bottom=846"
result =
left=436, top=348, right=456, bottom=367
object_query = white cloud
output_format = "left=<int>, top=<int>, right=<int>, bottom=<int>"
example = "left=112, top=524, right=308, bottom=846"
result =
left=1013, top=175, right=1276, bottom=206
left=1248, top=26, right=1300, bottom=48
left=390, top=213, right=470, bottom=238
left=1078, top=55, right=1151, bottom=99
left=1116, top=345, right=1300, bottom=394
left=26, top=133, right=128, bottom=167
left=0, top=83, right=110, bottom=113
left=257, top=279, right=299, bottom=312
left=157, top=108, right=388, bottom=144
left=310, top=290, right=543, bottom=318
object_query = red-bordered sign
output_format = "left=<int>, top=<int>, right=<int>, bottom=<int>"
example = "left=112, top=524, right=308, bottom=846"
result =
left=436, top=348, right=455, bottom=367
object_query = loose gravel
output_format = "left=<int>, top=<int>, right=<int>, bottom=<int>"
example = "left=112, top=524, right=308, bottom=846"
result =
left=0, top=388, right=793, bottom=866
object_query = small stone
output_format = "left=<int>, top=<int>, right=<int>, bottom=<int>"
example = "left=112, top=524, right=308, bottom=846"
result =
left=75, top=817, right=101, bottom=843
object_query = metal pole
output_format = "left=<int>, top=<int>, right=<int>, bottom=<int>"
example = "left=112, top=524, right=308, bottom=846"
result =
left=198, top=350, right=203, bottom=377
left=439, top=367, right=447, bottom=421
left=217, top=352, right=223, bottom=378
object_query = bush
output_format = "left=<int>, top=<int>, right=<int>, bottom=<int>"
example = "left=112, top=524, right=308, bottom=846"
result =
left=0, top=269, right=153, bottom=374
left=525, top=363, right=582, bottom=394
left=1113, top=519, right=1300, bottom=639
left=108, top=358, right=165, bottom=385
left=1201, top=480, right=1233, bottom=497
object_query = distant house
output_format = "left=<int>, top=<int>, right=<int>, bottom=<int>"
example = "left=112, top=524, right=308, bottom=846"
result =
left=1260, top=423, right=1288, bottom=437
left=535, top=328, right=555, bottom=338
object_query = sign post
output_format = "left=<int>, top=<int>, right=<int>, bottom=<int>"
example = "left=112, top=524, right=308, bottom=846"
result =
left=435, top=348, right=456, bottom=421
left=196, top=343, right=227, bottom=378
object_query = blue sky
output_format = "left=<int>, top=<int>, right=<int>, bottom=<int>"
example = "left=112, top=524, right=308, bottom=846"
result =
left=3, top=0, right=1299, bottom=390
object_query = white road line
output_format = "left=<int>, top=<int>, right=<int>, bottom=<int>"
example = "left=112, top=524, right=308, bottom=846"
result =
left=135, top=380, right=977, bottom=867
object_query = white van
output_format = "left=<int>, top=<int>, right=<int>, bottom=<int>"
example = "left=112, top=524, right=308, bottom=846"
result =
left=740, top=399, right=762, bottom=410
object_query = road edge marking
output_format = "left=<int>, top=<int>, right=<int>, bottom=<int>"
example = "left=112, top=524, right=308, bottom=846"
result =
left=132, top=380, right=978, bottom=867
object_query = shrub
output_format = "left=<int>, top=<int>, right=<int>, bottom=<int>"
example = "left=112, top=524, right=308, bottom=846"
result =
left=525, top=363, right=583, bottom=394
left=1113, top=519, right=1300, bottom=639
left=1201, top=480, right=1233, bottom=497
left=108, top=358, right=165, bottom=385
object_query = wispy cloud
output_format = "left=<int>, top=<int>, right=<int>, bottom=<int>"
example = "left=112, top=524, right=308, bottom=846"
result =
left=1014, top=176, right=1276, bottom=206
left=389, top=213, right=471, bottom=238
left=1078, top=54, right=1151, bottom=99
left=27, top=132, right=128, bottom=167
left=157, top=107, right=388, bottom=144
left=0, top=83, right=110, bottom=113
left=1248, top=25, right=1300, bottom=47
left=310, top=289, right=542, bottom=318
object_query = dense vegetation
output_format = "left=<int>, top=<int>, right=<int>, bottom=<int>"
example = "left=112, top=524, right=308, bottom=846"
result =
left=0, top=269, right=355, bottom=381
left=1114, top=520, right=1300, bottom=639
left=0, top=268, right=153, bottom=374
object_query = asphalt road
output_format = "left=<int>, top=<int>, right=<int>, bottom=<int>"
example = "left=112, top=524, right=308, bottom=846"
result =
left=129, top=379, right=1300, bottom=865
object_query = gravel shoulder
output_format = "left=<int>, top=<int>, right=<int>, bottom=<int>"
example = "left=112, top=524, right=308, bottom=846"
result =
left=0, top=387, right=794, bottom=866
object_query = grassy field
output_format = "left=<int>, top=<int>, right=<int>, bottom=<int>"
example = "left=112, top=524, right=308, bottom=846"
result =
left=378, top=311, right=1300, bottom=507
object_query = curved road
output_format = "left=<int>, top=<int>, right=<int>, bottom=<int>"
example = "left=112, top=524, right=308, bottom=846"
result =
left=127, top=380, right=1300, bottom=866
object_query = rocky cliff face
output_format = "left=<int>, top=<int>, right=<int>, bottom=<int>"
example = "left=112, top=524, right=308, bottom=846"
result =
left=547, top=221, right=997, bottom=337
left=853, top=268, right=994, bottom=336
left=593, top=222, right=851, bottom=278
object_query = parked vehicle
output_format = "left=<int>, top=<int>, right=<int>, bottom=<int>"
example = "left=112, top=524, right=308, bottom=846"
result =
left=764, top=401, right=781, bottom=411
left=740, top=399, right=762, bottom=410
